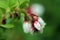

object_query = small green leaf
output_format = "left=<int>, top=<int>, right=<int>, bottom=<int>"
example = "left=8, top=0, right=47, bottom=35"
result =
left=18, top=0, right=25, bottom=5
left=18, top=0, right=30, bottom=5
left=20, top=1, right=29, bottom=9
left=0, top=0, right=8, bottom=9
left=8, top=0, right=18, bottom=8
left=1, top=24, right=14, bottom=28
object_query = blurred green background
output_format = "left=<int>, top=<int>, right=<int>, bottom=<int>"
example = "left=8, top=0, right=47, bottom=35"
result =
left=0, top=0, right=60, bottom=40
left=30, top=0, right=60, bottom=40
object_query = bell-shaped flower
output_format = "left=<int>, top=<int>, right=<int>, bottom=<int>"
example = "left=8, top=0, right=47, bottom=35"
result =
left=38, top=17, right=46, bottom=29
left=23, top=21, right=31, bottom=33
left=34, top=17, right=46, bottom=33
left=34, top=21, right=42, bottom=31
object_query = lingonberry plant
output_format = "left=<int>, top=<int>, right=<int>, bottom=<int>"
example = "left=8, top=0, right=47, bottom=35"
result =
left=0, top=0, right=46, bottom=36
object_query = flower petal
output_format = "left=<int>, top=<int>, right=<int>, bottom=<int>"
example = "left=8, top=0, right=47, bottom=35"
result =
left=34, top=21, right=42, bottom=31
left=23, top=21, right=31, bottom=33
left=38, top=17, right=46, bottom=28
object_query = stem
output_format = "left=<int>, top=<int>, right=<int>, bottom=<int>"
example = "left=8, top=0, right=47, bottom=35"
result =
left=21, top=9, right=32, bottom=21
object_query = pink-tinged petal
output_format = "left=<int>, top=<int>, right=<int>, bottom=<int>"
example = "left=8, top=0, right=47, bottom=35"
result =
left=34, top=21, right=42, bottom=31
left=26, top=7, right=37, bottom=17
left=32, top=16, right=38, bottom=21
left=23, top=21, right=31, bottom=33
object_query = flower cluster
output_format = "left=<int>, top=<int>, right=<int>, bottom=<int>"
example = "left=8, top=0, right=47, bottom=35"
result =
left=0, top=3, right=46, bottom=34
left=23, top=5, right=46, bottom=34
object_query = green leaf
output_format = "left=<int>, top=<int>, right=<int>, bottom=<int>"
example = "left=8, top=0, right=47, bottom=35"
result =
left=8, top=0, right=18, bottom=8
left=18, top=0, right=30, bottom=5
left=0, top=0, right=30, bottom=9
left=0, top=0, right=18, bottom=9
left=20, top=1, right=29, bottom=9
left=1, top=24, right=14, bottom=28
left=0, top=8, right=6, bottom=22
left=6, top=18, right=13, bottom=24
left=0, top=9, right=2, bottom=20
left=0, top=0, right=8, bottom=9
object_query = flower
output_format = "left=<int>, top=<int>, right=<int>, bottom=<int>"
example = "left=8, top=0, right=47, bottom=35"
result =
left=34, top=21, right=42, bottom=31
left=23, top=4, right=46, bottom=34
left=23, top=21, right=31, bottom=33
left=23, top=20, right=35, bottom=34
left=32, top=15, right=46, bottom=33
left=30, top=3, right=45, bottom=16
left=23, top=15, right=46, bottom=34
left=34, top=17, right=46, bottom=33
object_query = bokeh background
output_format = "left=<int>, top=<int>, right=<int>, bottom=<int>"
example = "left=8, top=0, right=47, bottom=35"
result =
left=0, top=0, right=60, bottom=40
left=30, top=0, right=60, bottom=40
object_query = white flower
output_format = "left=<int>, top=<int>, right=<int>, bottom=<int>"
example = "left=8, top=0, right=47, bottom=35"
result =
left=23, top=17, right=46, bottom=34
left=34, top=21, right=42, bottom=31
left=38, top=17, right=46, bottom=29
left=34, top=17, right=46, bottom=33
left=23, top=21, right=31, bottom=33
left=30, top=3, right=45, bottom=16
